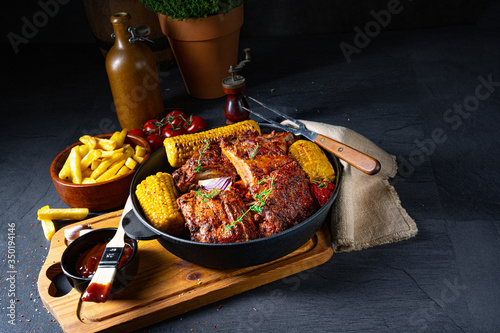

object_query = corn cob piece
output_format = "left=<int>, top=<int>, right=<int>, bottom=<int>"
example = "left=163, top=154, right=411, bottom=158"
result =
left=288, top=140, right=336, bottom=182
left=163, top=119, right=261, bottom=168
left=135, top=172, right=185, bottom=236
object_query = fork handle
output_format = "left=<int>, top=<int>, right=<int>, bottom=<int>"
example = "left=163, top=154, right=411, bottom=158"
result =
left=314, top=134, right=381, bottom=175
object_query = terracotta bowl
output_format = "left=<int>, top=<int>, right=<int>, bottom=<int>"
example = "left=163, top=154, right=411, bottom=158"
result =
left=50, top=133, right=150, bottom=211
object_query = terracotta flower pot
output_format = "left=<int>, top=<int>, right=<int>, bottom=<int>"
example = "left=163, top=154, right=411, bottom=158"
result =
left=158, top=5, right=244, bottom=99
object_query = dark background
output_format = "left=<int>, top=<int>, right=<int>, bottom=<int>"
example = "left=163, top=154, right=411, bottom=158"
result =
left=2, top=0, right=499, bottom=46
left=1, top=1, right=500, bottom=332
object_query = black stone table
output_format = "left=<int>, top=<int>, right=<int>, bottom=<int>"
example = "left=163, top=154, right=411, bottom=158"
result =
left=1, top=22, right=499, bottom=332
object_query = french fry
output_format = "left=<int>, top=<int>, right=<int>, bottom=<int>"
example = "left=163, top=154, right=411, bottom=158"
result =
left=95, top=137, right=117, bottom=151
left=82, top=168, right=92, bottom=179
left=114, top=165, right=131, bottom=178
left=91, top=159, right=101, bottom=170
left=125, top=157, right=137, bottom=170
left=37, top=205, right=89, bottom=220
left=135, top=145, right=147, bottom=158
left=96, top=159, right=126, bottom=182
left=59, top=132, right=146, bottom=184
left=69, top=146, right=83, bottom=184
left=58, top=152, right=72, bottom=181
left=132, top=155, right=144, bottom=164
left=78, top=144, right=90, bottom=157
left=124, top=145, right=135, bottom=159
left=79, top=135, right=96, bottom=149
left=90, top=151, right=124, bottom=180
left=99, top=147, right=123, bottom=158
left=82, top=178, right=96, bottom=184
left=110, top=128, right=128, bottom=148
left=81, top=149, right=102, bottom=169
left=41, top=219, right=56, bottom=241
left=109, top=130, right=120, bottom=143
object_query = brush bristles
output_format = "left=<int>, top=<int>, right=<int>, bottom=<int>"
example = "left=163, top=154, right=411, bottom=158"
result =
left=81, top=267, right=117, bottom=303
left=91, top=266, right=117, bottom=285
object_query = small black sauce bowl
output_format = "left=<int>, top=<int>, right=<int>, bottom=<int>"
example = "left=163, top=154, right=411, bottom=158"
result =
left=61, top=228, right=139, bottom=294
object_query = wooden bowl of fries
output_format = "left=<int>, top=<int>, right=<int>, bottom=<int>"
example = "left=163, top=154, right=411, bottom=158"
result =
left=50, top=132, right=150, bottom=211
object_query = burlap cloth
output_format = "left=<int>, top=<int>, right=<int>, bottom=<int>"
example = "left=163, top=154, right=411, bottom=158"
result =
left=282, top=120, right=418, bottom=252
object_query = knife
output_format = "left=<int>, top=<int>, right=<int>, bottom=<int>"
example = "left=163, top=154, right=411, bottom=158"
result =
left=244, top=97, right=381, bottom=175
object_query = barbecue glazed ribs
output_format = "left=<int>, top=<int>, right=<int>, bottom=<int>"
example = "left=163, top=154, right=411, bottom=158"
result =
left=251, top=161, right=317, bottom=237
left=177, top=186, right=259, bottom=243
left=176, top=130, right=318, bottom=243
left=172, top=141, right=238, bottom=193
left=220, top=131, right=294, bottom=187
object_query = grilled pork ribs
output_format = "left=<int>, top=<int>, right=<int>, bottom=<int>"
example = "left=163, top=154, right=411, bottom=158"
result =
left=175, top=131, right=318, bottom=243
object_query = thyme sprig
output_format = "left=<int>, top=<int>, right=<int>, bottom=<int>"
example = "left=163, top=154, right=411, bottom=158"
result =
left=195, top=188, right=221, bottom=202
left=194, top=139, right=210, bottom=173
left=248, top=143, right=260, bottom=159
left=225, top=175, right=276, bottom=231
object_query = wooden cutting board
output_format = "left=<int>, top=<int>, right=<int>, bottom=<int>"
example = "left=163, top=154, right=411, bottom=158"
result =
left=38, top=210, right=333, bottom=333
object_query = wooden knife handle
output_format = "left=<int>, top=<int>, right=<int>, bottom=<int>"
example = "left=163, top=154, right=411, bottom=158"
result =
left=314, top=134, right=381, bottom=175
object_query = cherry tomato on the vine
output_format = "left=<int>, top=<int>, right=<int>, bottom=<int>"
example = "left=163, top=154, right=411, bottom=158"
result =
left=143, top=119, right=156, bottom=132
left=161, top=124, right=186, bottom=138
left=145, top=134, right=163, bottom=152
left=128, top=128, right=145, bottom=138
left=184, top=115, right=207, bottom=134
left=143, top=119, right=163, bottom=135
left=165, top=110, right=187, bottom=128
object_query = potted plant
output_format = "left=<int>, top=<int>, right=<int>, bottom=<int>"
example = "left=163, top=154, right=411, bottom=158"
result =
left=140, top=0, right=245, bottom=99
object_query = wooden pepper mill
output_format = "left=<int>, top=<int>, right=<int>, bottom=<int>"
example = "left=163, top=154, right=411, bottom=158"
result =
left=222, top=48, right=251, bottom=124
left=106, top=12, right=164, bottom=130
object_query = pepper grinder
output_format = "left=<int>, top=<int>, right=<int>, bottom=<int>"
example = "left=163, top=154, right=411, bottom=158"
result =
left=222, top=48, right=251, bottom=124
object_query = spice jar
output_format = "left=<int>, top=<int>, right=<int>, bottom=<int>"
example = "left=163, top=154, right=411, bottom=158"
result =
left=106, top=12, right=164, bottom=130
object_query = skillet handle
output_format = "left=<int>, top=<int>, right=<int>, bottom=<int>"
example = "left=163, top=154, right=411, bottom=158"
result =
left=314, top=134, right=381, bottom=175
left=122, top=209, right=161, bottom=241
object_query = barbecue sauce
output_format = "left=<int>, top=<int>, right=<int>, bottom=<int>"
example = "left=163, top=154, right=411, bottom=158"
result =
left=82, top=281, right=113, bottom=303
left=75, top=241, right=133, bottom=278
left=78, top=241, right=133, bottom=303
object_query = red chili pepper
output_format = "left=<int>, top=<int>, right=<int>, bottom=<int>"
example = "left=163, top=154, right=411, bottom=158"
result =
left=310, top=180, right=336, bottom=207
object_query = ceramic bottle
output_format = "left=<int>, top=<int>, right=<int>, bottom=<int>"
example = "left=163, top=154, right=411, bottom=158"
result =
left=106, top=12, right=164, bottom=130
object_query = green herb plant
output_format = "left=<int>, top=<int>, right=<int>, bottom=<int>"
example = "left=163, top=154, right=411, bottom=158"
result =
left=140, top=0, right=244, bottom=20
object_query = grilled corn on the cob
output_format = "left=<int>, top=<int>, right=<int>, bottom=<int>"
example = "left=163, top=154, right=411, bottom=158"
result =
left=289, top=140, right=336, bottom=182
left=135, top=172, right=185, bottom=236
left=163, top=119, right=261, bottom=168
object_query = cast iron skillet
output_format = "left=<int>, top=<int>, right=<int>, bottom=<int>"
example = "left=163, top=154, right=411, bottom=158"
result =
left=122, top=124, right=342, bottom=269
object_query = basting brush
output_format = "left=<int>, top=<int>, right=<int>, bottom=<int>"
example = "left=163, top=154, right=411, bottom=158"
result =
left=81, top=196, right=132, bottom=303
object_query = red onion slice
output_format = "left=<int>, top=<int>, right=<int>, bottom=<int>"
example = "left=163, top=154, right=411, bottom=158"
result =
left=198, top=177, right=233, bottom=191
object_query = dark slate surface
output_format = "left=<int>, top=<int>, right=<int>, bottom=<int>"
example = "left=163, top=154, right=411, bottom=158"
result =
left=1, top=21, right=499, bottom=333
